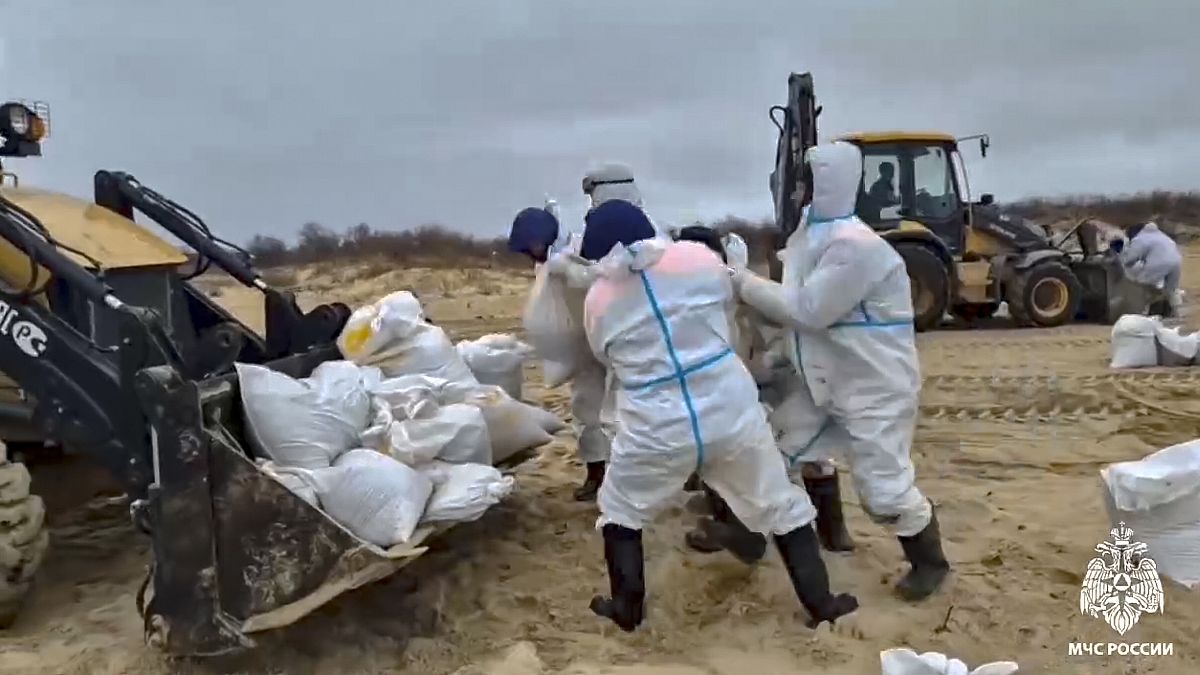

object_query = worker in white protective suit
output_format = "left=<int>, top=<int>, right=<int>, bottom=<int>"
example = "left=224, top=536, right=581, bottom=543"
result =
left=672, top=227, right=856, bottom=562
left=730, top=140, right=950, bottom=602
left=508, top=203, right=611, bottom=500
left=580, top=198, right=858, bottom=632
left=581, top=162, right=670, bottom=239
left=1118, top=221, right=1183, bottom=314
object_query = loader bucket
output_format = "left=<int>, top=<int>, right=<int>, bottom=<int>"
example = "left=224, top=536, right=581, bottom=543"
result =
left=131, top=347, right=440, bottom=657
left=1072, top=257, right=1163, bottom=324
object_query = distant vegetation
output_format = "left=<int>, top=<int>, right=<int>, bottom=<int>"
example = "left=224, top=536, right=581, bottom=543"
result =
left=243, top=191, right=1200, bottom=270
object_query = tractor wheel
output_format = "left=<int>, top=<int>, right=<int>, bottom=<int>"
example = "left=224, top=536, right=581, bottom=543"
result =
left=952, top=302, right=1001, bottom=323
left=1, top=451, right=49, bottom=629
left=894, top=243, right=949, bottom=332
left=1006, top=261, right=1082, bottom=328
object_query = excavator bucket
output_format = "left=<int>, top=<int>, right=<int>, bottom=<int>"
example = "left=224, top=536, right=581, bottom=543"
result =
left=133, top=348, right=443, bottom=656
left=1067, top=220, right=1169, bottom=323
left=1074, top=257, right=1167, bottom=323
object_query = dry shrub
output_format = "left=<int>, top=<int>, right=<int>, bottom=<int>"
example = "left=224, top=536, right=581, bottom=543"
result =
left=240, top=191, right=1200, bottom=272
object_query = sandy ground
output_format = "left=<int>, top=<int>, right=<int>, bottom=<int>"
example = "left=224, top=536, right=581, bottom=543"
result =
left=5, top=252, right=1200, bottom=675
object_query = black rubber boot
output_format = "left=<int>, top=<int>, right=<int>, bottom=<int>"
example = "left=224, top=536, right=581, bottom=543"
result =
left=684, top=519, right=724, bottom=554
left=685, top=489, right=767, bottom=564
left=691, top=514, right=763, bottom=562
left=803, top=472, right=857, bottom=552
left=590, top=524, right=645, bottom=632
left=895, top=506, right=950, bottom=602
left=774, top=525, right=859, bottom=628
left=573, top=461, right=606, bottom=501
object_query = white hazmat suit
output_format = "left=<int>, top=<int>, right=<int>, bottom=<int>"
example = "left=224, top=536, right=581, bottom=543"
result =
left=734, top=140, right=949, bottom=602
left=584, top=239, right=815, bottom=535
left=1120, top=221, right=1183, bottom=307
left=541, top=234, right=614, bottom=498
left=582, top=234, right=857, bottom=632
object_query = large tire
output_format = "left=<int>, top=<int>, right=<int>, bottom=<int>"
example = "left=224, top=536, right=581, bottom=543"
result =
left=893, top=242, right=950, bottom=332
left=1006, top=261, right=1082, bottom=328
left=1, top=452, right=49, bottom=629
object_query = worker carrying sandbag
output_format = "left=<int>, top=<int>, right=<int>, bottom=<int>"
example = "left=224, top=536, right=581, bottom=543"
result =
left=579, top=199, right=857, bottom=633
left=730, top=140, right=950, bottom=602
left=1117, top=221, right=1183, bottom=314
left=509, top=203, right=611, bottom=500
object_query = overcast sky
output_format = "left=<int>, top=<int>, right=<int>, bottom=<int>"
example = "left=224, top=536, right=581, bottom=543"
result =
left=3, top=0, right=1198, bottom=243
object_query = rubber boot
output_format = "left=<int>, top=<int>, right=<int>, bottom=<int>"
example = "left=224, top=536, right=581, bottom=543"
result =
left=803, top=472, right=857, bottom=552
left=692, top=517, right=767, bottom=564
left=684, top=488, right=767, bottom=564
left=895, top=506, right=950, bottom=602
left=573, top=461, right=605, bottom=501
left=684, top=518, right=724, bottom=554
left=774, top=525, right=859, bottom=628
left=590, top=524, right=645, bottom=632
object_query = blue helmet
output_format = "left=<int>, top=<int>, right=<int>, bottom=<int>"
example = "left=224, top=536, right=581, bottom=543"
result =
left=580, top=199, right=656, bottom=261
left=508, top=207, right=560, bottom=261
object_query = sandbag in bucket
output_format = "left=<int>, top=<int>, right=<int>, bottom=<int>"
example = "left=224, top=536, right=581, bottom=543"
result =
left=456, top=334, right=533, bottom=399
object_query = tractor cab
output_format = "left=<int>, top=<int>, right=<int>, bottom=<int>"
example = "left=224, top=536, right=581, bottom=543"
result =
left=840, top=132, right=972, bottom=255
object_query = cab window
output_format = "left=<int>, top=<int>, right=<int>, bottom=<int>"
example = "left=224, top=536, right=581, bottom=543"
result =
left=911, top=145, right=959, bottom=220
left=857, top=144, right=905, bottom=223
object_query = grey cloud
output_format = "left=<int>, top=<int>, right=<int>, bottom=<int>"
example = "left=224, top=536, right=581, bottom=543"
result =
left=3, top=0, right=1198, bottom=243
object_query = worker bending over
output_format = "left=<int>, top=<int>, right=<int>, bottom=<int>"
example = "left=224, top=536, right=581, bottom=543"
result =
left=732, top=140, right=950, bottom=602
left=580, top=199, right=857, bottom=632
left=1120, top=221, right=1183, bottom=314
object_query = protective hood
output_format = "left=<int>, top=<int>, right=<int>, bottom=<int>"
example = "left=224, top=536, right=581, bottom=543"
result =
left=584, top=162, right=644, bottom=208
left=1142, top=221, right=1160, bottom=234
left=508, top=207, right=560, bottom=258
left=806, top=141, right=862, bottom=222
left=580, top=198, right=657, bottom=262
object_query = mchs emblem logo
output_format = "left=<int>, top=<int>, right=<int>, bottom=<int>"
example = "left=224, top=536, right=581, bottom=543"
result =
left=1079, top=522, right=1164, bottom=635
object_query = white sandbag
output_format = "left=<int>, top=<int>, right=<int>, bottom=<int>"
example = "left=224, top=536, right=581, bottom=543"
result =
left=1154, top=324, right=1200, bottom=367
left=456, top=333, right=533, bottom=399
left=258, top=461, right=320, bottom=507
left=307, top=449, right=433, bottom=547
left=541, top=358, right=575, bottom=389
left=236, top=362, right=371, bottom=469
left=372, top=324, right=478, bottom=383
left=522, top=265, right=588, bottom=365
left=418, top=460, right=515, bottom=524
left=338, top=291, right=478, bottom=384
left=880, top=648, right=1018, bottom=675
left=457, top=385, right=559, bottom=463
left=1109, top=314, right=1162, bottom=369
left=1101, top=439, right=1200, bottom=587
left=337, top=290, right=427, bottom=362
left=380, top=403, right=492, bottom=467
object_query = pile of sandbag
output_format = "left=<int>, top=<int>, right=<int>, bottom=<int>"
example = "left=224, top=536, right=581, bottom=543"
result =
left=1109, top=313, right=1200, bottom=368
left=1101, top=439, right=1200, bottom=587
left=233, top=291, right=566, bottom=548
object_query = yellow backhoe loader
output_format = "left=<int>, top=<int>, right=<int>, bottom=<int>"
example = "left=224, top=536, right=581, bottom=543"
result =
left=0, top=101, right=487, bottom=656
left=768, top=73, right=1162, bottom=330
